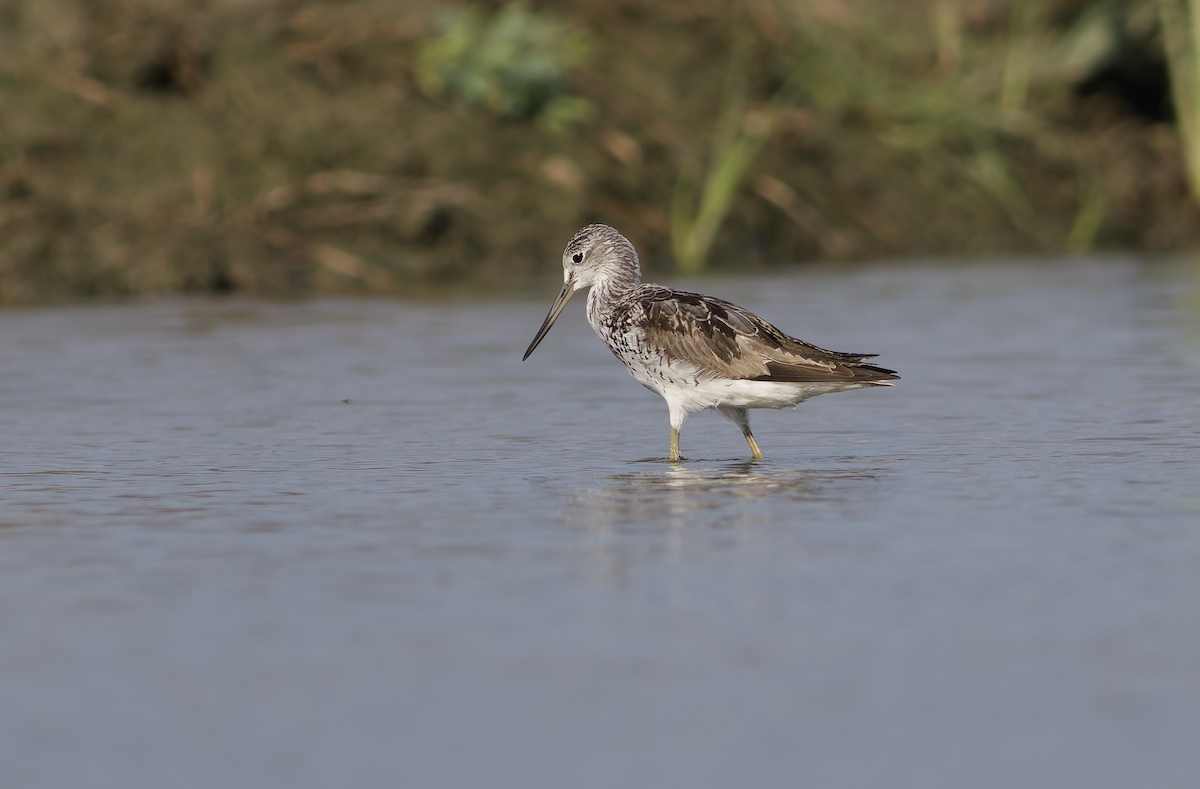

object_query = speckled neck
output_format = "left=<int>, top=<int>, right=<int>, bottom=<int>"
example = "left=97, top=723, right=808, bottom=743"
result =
left=585, top=255, right=641, bottom=329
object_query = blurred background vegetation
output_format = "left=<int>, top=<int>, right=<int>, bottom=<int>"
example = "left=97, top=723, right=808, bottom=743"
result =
left=1, top=0, right=1198, bottom=303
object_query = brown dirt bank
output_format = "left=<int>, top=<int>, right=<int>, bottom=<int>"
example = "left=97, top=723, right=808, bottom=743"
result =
left=1, top=0, right=1197, bottom=304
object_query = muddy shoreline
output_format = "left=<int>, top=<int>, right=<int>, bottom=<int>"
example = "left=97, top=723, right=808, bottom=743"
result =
left=1, top=0, right=1195, bottom=304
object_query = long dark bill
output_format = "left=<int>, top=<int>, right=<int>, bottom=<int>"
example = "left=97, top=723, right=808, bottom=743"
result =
left=522, top=279, right=576, bottom=360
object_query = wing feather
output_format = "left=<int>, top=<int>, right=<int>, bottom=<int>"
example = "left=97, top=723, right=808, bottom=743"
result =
left=623, top=287, right=898, bottom=384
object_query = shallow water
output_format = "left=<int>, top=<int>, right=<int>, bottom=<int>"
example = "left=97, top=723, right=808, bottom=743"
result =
left=1, top=257, right=1198, bottom=788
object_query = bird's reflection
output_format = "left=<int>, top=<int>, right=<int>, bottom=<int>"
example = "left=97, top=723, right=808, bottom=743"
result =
left=564, top=460, right=889, bottom=579
left=576, top=460, right=884, bottom=513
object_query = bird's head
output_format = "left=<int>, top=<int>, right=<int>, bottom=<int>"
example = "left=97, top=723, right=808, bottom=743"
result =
left=523, top=224, right=641, bottom=360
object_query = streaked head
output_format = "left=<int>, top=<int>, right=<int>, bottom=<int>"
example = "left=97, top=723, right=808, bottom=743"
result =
left=561, top=224, right=640, bottom=289
left=523, top=224, right=640, bottom=360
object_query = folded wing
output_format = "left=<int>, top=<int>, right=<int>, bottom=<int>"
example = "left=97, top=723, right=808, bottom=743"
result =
left=628, top=287, right=899, bottom=384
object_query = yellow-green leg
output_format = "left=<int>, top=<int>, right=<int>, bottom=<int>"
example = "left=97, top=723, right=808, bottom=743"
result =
left=668, top=427, right=681, bottom=463
left=718, top=406, right=764, bottom=460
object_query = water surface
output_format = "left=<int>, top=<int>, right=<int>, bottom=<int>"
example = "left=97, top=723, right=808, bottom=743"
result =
left=1, top=257, right=1198, bottom=788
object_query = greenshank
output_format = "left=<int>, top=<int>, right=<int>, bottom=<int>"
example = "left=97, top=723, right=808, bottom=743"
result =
left=523, top=224, right=898, bottom=461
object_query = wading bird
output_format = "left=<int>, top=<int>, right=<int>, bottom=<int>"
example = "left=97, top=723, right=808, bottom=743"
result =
left=523, top=224, right=898, bottom=461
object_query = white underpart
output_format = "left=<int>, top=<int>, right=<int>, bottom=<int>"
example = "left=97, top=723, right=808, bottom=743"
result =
left=617, top=352, right=872, bottom=431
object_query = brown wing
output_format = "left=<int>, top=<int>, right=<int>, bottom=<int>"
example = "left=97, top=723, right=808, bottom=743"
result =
left=628, top=286, right=898, bottom=384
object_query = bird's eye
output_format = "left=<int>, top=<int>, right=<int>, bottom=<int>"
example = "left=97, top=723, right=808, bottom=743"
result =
left=572, top=253, right=583, bottom=263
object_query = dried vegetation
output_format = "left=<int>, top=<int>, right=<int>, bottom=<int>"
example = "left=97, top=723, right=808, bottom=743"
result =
left=0, top=0, right=1196, bottom=303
